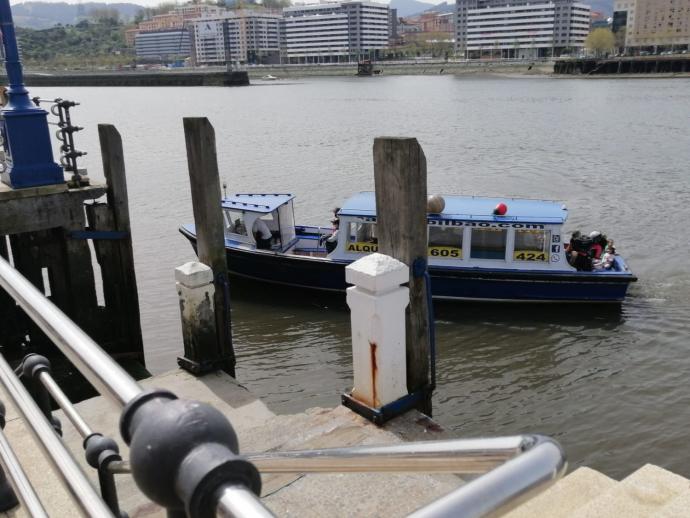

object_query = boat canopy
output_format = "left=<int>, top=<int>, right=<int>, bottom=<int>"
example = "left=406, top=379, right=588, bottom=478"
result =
left=339, top=192, right=568, bottom=225
left=221, top=193, right=295, bottom=214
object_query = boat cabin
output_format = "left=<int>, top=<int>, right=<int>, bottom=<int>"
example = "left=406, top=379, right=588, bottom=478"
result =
left=221, top=194, right=296, bottom=252
left=329, top=192, right=571, bottom=271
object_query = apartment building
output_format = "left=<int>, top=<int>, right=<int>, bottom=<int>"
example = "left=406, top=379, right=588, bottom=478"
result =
left=456, top=0, right=591, bottom=58
left=613, top=0, right=690, bottom=48
left=191, top=10, right=282, bottom=65
left=283, top=1, right=389, bottom=63
left=134, top=30, right=191, bottom=60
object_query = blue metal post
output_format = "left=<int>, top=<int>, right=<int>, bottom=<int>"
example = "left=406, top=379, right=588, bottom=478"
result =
left=0, top=0, right=63, bottom=188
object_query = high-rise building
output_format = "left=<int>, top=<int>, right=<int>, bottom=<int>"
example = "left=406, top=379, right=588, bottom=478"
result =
left=283, top=1, right=389, bottom=64
left=134, top=30, right=191, bottom=60
left=191, top=10, right=283, bottom=66
left=613, top=0, right=690, bottom=48
left=455, top=0, right=591, bottom=58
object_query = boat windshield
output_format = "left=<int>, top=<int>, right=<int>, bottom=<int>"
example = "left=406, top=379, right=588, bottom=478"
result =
left=278, top=202, right=295, bottom=247
left=223, top=209, right=248, bottom=237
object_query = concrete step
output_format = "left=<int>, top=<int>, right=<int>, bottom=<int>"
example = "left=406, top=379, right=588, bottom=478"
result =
left=503, top=467, right=618, bottom=518
left=0, top=370, right=463, bottom=518
left=658, top=489, right=690, bottom=517
left=569, top=464, right=690, bottom=518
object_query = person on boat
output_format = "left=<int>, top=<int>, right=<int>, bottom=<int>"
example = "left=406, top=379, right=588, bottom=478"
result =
left=325, top=218, right=340, bottom=253
left=565, top=230, right=582, bottom=266
left=588, top=231, right=607, bottom=260
left=253, top=218, right=272, bottom=249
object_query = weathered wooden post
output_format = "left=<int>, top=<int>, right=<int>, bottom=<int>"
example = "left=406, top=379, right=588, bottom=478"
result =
left=84, top=124, right=144, bottom=361
left=180, top=118, right=235, bottom=376
left=345, top=253, right=409, bottom=411
left=373, top=137, right=432, bottom=415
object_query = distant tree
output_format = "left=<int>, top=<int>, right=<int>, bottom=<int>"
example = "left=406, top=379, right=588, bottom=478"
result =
left=585, top=28, right=615, bottom=57
left=88, top=7, right=120, bottom=25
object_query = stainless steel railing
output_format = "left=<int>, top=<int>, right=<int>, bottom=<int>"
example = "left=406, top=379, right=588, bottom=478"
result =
left=0, top=254, right=271, bottom=517
left=0, top=253, right=566, bottom=518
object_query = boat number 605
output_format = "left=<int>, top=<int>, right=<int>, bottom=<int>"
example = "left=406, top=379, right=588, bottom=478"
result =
left=429, top=247, right=461, bottom=258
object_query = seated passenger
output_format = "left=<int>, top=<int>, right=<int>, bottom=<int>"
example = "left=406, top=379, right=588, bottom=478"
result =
left=325, top=219, right=340, bottom=253
left=253, top=218, right=272, bottom=250
left=233, top=218, right=246, bottom=235
left=588, top=231, right=606, bottom=260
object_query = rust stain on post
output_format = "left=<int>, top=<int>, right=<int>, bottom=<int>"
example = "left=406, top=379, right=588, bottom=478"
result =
left=370, top=341, right=379, bottom=407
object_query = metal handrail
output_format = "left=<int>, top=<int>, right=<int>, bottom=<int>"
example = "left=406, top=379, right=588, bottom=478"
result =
left=0, top=426, right=48, bottom=518
left=0, top=255, right=141, bottom=408
left=0, top=355, right=115, bottom=517
left=37, top=370, right=93, bottom=438
left=0, top=255, right=271, bottom=517
left=246, top=437, right=526, bottom=474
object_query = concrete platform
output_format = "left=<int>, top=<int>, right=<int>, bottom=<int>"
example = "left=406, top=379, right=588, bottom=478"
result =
left=0, top=369, right=462, bottom=517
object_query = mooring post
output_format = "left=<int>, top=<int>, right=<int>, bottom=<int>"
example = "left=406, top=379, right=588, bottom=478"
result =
left=373, top=137, right=432, bottom=415
left=346, top=253, right=409, bottom=410
left=94, top=124, right=144, bottom=362
left=181, top=118, right=235, bottom=376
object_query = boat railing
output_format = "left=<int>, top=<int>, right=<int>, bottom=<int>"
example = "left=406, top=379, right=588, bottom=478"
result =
left=0, top=254, right=566, bottom=517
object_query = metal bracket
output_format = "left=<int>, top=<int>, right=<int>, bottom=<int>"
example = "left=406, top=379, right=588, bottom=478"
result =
left=341, top=386, right=433, bottom=426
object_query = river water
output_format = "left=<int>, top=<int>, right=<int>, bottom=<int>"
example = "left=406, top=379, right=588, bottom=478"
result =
left=35, top=75, right=690, bottom=479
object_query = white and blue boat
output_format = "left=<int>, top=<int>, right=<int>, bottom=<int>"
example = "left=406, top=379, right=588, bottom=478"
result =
left=179, top=192, right=637, bottom=303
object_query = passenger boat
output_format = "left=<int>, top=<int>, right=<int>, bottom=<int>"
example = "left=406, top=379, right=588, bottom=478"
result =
left=179, top=192, right=637, bottom=303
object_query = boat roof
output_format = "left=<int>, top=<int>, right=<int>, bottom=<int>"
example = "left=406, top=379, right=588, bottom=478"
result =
left=339, top=192, right=568, bottom=224
left=222, top=193, right=294, bottom=214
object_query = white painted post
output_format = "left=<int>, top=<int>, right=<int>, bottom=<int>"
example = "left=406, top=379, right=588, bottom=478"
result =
left=346, top=253, right=410, bottom=409
left=175, top=261, right=217, bottom=373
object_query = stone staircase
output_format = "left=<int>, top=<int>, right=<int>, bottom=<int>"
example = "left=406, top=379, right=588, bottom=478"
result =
left=3, top=369, right=690, bottom=517
left=505, top=464, right=690, bottom=518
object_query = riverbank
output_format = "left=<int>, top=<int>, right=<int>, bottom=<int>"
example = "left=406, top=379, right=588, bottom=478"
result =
left=13, top=61, right=552, bottom=87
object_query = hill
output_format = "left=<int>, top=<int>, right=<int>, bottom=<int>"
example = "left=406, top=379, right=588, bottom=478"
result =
left=12, top=2, right=144, bottom=29
left=16, top=19, right=130, bottom=68
left=390, top=0, right=436, bottom=17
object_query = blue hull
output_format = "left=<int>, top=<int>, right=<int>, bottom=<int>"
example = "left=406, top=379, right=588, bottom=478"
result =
left=180, top=229, right=636, bottom=303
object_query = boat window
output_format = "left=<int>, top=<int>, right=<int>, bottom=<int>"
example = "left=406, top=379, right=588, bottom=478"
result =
left=278, top=203, right=296, bottom=246
left=428, top=226, right=463, bottom=259
left=470, top=228, right=507, bottom=260
left=223, top=209, right=247, bottom=236
left=346, top=221, right=378, bottom=253
left=514, top=229, right=551, bottom=262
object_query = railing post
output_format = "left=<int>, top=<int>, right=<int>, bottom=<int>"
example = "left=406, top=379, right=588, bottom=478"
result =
left=345, top=253, right=409, bottom=410
left=175, top=262, right=219, bottom=374
left=181, top=118, right=235, bottom=377
left=0, top=402, right=18, bottom=512
left=373, top=137, right=432, bottom=415
left=19, top=355, right=61, bottom=436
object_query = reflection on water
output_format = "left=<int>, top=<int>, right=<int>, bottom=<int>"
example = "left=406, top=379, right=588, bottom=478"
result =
left=31, top=76, right=690, bottom=479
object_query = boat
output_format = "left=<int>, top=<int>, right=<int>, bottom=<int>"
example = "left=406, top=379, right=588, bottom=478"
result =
left=179, top=192, right=637, bottom=303
left=261, top=74, right=278, bottom=80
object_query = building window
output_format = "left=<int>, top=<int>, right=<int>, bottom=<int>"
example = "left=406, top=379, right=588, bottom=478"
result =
left=470, top=228, right=506, bottom=260
left=428, top=226, right=463, bottom=259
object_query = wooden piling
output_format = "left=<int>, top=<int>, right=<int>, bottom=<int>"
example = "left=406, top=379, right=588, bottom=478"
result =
left=373, top=137, right=431, bottom=415
left=181, top=117, right=235, bottom=377
left=92, top=124, right=145, bottom=362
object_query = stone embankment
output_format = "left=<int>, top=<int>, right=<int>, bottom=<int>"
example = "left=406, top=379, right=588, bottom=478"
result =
left=6, top=61, right=552, bottom=87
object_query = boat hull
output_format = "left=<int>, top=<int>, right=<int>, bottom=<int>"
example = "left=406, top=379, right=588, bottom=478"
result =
left=180, top=230, right=636, bottom=303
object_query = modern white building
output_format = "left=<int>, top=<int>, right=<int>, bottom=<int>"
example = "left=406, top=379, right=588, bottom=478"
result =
left=191, top=10, right=283, bottom=65
left=134, top=30, right=192, bottom=60
left=283, top=1, right=390, bottom=64
left=456, top=0, right=591, bottom=58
